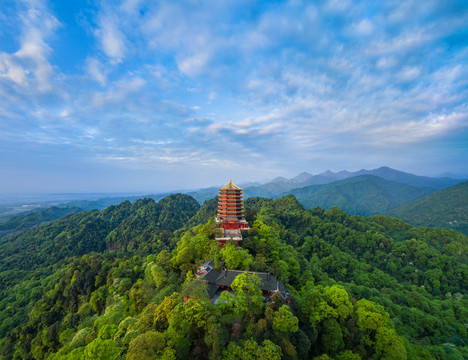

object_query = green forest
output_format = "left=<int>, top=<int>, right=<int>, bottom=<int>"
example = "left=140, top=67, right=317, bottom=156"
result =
left=0, top=194, right=467, bottom=359
left=283, top=175, right=433, bottom=216
left=388, top=182, right=468, bottom=236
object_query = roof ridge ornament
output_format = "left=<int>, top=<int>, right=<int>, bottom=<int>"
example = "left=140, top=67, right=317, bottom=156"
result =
left=220, top=179, right=242, bottom=190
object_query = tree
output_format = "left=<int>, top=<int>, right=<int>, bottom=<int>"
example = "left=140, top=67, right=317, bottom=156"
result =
left=374, top=327, right=407, bottom=360
left=272, top=305, right=298, bottom=335
left=204, top=315, right=229, bottom=360
left=221, top=243, right=254, bottom=269
left=126, top=331, right=175, bottom=360
left=354, top=299, right=390, bottom=333
left=219, top=273, right=263, bottom=322
left=320, top=318, right=344, bottom=355
left=146, top=263, right=168, bottom=289
left=153, top=293, right=182, bottom=332
left=83, top=338, right=121, bottom=360
left=224, top=339, right=282, bottom=360
left=182, top=278, right=209, bottom=300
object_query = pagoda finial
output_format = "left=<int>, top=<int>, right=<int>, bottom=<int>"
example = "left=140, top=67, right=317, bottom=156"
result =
left=220, top=179, right=241, bottom=190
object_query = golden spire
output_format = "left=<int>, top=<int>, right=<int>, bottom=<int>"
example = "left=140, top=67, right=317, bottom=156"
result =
left=220, top=179, right=242, bottom=190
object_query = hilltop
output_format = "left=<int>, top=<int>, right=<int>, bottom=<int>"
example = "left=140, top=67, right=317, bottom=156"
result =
left=388, top=181, right=468, bottom=236
left=284, top=175, right=433, bottom=216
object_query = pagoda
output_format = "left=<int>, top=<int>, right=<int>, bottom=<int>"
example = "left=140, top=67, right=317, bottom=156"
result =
left=216, top=179, right=249, bottom=244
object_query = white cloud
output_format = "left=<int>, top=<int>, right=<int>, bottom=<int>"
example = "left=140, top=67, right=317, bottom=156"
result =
left=376, top=57, right=396, bottom=69
left=324, top=0, right=352, bottom=13
left=95, top=17, right=126, bottom=62
left=0, top=0, right=59, bottom=91
left=352, top=19, right=373, bottom=35
left=177, top=50, right=212, bottom=77
left=86, top=58, right=107, bottom=85
left=365, top=112, right=468, bottom=145
left=0, top=53, right=27, bottom=85
left=208, top=91, right=217, bottom=104
left=368, top=31, right=431, bottom=56
left=91, top=76, right=146, bottom=108
left=397, top=66, right=421, bottom=81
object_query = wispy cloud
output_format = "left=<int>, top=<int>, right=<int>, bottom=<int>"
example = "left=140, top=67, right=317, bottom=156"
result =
left=86, top=57, right=108, bottom=85
left=94, top=11, right=126, bottom=63
left=0, top=0, right=60, bottom=91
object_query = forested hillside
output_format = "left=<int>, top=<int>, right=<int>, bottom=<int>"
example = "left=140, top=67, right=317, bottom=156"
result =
left=284, top=175, right=433, bottom=216
left=388, top=181, right=468, bottom=236
left=0, top=194, right=467, bottom=359
left=0, top=206, right=83, bottom=234
left=350, top=166, right=462, bottom=190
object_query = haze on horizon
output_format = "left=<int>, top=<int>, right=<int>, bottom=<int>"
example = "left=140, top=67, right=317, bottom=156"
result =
left=1, top=0, right=467, bottom=195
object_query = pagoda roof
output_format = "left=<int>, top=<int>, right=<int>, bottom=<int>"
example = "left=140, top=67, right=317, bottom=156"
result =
left=220, top=179, right=242, bottom=190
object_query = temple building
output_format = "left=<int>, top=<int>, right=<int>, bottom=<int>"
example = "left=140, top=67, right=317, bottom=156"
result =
left=215, top=179, right=249, bottom=244
left=195, top=260, right=289, bottom=303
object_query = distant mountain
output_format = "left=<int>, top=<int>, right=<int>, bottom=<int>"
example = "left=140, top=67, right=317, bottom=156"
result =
left=187, top=187, right=219, bottom=204
left=242, top=172, right=344, bottom=198
left=290, top=172, right=313, bottom=183
left=241, top=167, right=464, bottom=201
left=388, top=181, right=468, bottom=236
left=33, top=168, right=459, bottom=212
left=238, top=181, right=262, bottom=187
left=269, top=176, right=289, bottom=183
left=285, top=175, right=434, bottom=216
left=317, top=170, right=352, bottom=180
left=243, top=182, right=299, bottom=198
left=0, top=205, right=82, bottom=233
left=438, top=172, right=468, bottom=180
left=353, top=166, right=463, bottom=189
left=310, top=167, right=465, bottom=190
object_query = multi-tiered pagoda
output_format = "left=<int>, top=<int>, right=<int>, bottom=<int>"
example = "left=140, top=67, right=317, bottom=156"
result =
left=216, top=179, right=249, bottom=244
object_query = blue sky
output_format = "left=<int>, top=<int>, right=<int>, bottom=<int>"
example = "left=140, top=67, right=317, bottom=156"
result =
left=1, top=0, right=467, bottom=194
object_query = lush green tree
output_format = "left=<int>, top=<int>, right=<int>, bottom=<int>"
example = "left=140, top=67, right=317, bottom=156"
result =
left=224, top=339, right=282, bottom=360
left=272, top=305, right=298, bottom=335
left=204, top=315, right=229, bottom=360
left=126, top=331, right=175, bottom=360
left=219, top=273, right=263, bottom=322
left=221, top=243, right=254, bottom=269
left=83, top=338, right=121, bottom=360
left=320, top=318, right=345, bottom=355
left=374, top=327, right=407, bottom=360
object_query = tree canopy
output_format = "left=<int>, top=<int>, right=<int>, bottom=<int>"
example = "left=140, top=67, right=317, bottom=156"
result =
left=0, top=194, right=467, bottom=359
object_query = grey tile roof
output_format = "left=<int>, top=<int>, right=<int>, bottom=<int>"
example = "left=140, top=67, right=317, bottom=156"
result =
left=194, top=261, right=288, bottom=300
left=206, top=283, right=220, bottom=298
left=203, top=268, right=223, bottom=283
left=211, top=269, right=285, bottom=293
left=200, top=260, right=215, bottom=268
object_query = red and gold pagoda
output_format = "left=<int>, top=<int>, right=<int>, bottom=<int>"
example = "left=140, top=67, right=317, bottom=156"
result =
left=216, top=179, right=249, bottom=244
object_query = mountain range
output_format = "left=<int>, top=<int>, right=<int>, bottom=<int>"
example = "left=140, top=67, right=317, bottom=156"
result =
left=1, top=166, right=466, bottom=236
left=284, top=175, right=434, bottom=216
left=262, top=166, right=463, bottom=191
left=186, top=166, right=464, bottom=203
